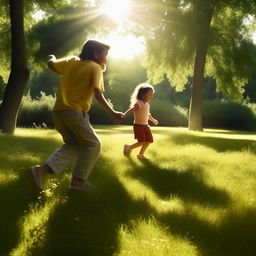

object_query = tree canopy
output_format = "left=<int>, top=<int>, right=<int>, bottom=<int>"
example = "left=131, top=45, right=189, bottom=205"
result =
left=133, top=0, right=256, bottom=99
left=129, top=0, right=256, bottom=130
left=1, top=0, right=256, bottom=133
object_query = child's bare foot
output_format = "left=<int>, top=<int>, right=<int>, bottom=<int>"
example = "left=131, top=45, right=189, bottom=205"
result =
left=137, top=154, right=149, bottom=160
left=123, top=144, right=131, bottom=157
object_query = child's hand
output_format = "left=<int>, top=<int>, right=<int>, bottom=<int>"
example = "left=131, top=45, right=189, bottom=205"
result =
left=113, top=111, right=124, bottom=122
left=153, top=119, right=159, bottom=126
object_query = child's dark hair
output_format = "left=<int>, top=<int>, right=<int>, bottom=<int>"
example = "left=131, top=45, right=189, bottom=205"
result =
left=130, top=83, right=154, bottom=107
left=79, top=40, right=110, bottom=62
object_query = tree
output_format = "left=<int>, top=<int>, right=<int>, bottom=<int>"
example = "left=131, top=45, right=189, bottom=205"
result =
left=0, top=0, right=29, bottom=134
left=133, top=0, right=256, bottom=130
left=243, top=70, right=256, bottom=103
left=0, top=0, right=63, bottom=134
left=0, top=0, right=107, bottom=134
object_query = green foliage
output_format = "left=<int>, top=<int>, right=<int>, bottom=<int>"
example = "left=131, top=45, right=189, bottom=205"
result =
left=202, top=100, right=256, bottom=130
left=28, top=4, right=112, bottom=62
left=0, top=0, right=70, bottom=68
left=135, top=0, right=256, bottom=99
left=104, top=57, right=148, bottom=111
left=89, top=98, right=188, bottom=127
left=30, top=16, right=89, bottom=61
left=16, top=90, right=188, bottom=127
left=89, top=100, right=115, bottom=125
left=0, top=76, right=6, bottom=100
left=150, top=99, right=188, bottom=127
left=27, top=70, right=60, bottom=99
left=17, top=90, right=256, bottom=131
left=243, top=70, right=256, bottom=103
left=205, top=8, right=256, bottom=100
left=0, top=0, right=104, bottom=68
left=17, top=92, right=55, bottom=128
left=0, top=1, right=10, bottom=78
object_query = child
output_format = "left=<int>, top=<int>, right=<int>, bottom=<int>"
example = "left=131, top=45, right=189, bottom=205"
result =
left=123, top=83, right=158, bottom=159
left=29, top=40, right=124, bottom=191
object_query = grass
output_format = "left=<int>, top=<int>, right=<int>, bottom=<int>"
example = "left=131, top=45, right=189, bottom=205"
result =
left=0, top=126, right=256, bottom=256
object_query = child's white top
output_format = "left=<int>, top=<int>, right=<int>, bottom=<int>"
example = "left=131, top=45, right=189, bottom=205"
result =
left=134, top=100, right=150, bottom=125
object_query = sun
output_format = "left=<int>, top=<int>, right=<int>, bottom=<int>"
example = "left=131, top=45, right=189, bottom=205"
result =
left=101, top=0, right=131, bottom=23
left=95, top=0, right=143, bottom=59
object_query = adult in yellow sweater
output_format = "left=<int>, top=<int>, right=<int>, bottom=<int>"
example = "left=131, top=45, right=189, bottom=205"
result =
left=29, top=40, right=124, bottom=191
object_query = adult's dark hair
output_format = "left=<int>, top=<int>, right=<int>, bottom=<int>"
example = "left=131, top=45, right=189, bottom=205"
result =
left=79, top=40, right=110, bottom=61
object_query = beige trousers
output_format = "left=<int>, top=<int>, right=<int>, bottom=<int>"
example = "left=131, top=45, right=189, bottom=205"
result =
left=45, top=110, right=101, bottom=180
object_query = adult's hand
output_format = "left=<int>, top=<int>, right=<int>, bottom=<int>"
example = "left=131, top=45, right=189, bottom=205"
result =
left=47, top=54, right=61, bottom=74
left=113, top=111, right=124, bottom=122
left=47, top=54, right=55, bottom=60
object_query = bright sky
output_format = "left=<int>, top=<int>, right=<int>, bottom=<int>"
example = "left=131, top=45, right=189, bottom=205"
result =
left=94, top=32, right=145, bottom=59
left=32, top=10, right=45, bottom=22
left=253, top=33, right=256, bottom=43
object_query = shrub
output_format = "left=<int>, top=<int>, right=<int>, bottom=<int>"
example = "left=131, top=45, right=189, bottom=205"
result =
left=16, top=94, right=188, bottom=128
left=202, top=100, right=256, bottom=131
left=17, top=92, right=55, bottom=128
left=90, top=99, right=188, bottom=127
left=88, top=100, right=116, bottom=125
left=150, top=99, right=188, bottom=127
left=17, top=94, right=122, bottom=127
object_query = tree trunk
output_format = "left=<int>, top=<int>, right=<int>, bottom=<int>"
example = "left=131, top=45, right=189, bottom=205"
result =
left=188, top=43, right=208, bottom=131
left=0, top=0, right=29, bottom=134
left=188, top=1, right=216, bottom=131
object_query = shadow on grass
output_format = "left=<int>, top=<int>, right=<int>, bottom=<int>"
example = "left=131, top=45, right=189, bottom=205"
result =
left=0, top=169, right=39, bottom=255
left=1, top=130, right=256, bottom=256
left=0, top=133, right=61, bottom=255
left=126, top=158, right=256, bottom=256
left=126, top=159, right=256, bottom=256
left=128, top=158, right=230, bottom=207
left=159, top=206, right=256, bottom=256
left=32, top=156, right=154, bottom=256
left=0, top=134, right=61, bottom=167
left=169, top=133, right=256, bottom=152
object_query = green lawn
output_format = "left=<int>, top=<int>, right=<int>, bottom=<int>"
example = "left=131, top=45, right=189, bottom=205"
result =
left=1, top=126, right=256, bottom=256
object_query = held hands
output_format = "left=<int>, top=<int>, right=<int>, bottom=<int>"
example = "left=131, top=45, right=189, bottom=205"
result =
left=112, top=111, right=124, bottom=123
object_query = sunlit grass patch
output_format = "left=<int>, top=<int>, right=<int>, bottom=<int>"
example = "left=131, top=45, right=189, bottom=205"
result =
left=10, top=193, right=67, bottom=256
left=14, top=128, right=61, bottom=140
left=1, top=126, right=256, bottom=256
left=0, top=172, right=18, bottom=185
left=0, top=153, right=40, bottom=170
left=116, top=218, right=199, bottom=256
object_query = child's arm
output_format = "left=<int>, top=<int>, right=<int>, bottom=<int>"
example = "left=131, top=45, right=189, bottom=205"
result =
left=124, top=104, right=139, bottom=118
left=149, top=113, right=159, bottom=125
left=47, top=55, right=61, bottom=74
